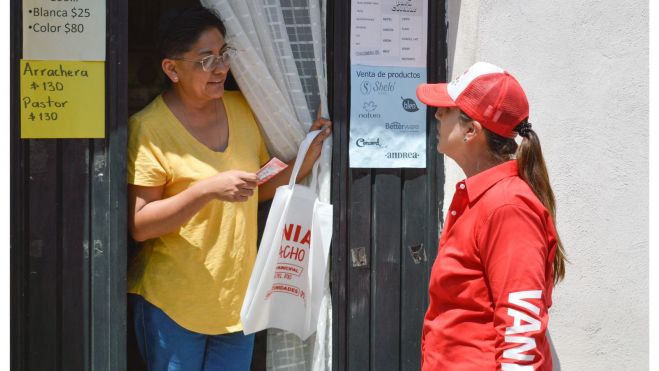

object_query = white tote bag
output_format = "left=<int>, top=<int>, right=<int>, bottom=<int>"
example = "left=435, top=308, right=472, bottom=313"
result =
left=241, top=130, right=333, bottom=340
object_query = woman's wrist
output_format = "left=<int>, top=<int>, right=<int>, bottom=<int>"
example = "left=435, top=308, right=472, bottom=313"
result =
left=297, top=156, right=317, bottom=182
left=192, top=177, right=219, bottom=202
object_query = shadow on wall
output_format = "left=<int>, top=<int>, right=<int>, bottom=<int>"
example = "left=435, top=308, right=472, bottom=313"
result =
left=445, top=0, right=460, bottom=79
left=548, top=331, right=562, bottom=370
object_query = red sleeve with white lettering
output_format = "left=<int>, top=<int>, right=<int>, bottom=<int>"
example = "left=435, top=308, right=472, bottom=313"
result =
left=478, top=204, right=553, bottom=371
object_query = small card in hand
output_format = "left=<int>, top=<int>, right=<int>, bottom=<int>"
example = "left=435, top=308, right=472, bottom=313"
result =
left=257, top=157, right=288, bottom=185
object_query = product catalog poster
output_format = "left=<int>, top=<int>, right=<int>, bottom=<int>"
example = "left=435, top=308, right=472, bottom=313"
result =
left=349, top=0, right=428, bottom=168
left=349, top=65, right=426, bottom=168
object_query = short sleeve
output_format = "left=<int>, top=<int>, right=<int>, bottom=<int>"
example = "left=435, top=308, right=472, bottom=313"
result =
left=477, top=204, right=551, bottom=370
left=127, top=116, right=167, bottom=186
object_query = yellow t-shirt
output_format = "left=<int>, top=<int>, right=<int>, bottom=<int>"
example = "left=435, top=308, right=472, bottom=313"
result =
left=127, top=91, right=270, bottom=334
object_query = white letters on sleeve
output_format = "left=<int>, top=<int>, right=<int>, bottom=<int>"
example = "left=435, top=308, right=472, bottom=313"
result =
left=501, top=290, right=544, bottom=367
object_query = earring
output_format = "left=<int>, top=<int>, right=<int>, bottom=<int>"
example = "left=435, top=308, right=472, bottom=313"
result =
left=172, top=77, right=178, bottom=82
left=463, top=136, right=467, bottom=142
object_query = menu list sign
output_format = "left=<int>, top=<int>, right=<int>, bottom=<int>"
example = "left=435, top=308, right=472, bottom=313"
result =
left=20, top=60, right=105, bottom=138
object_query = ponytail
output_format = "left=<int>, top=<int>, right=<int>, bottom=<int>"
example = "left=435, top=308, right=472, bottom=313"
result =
left=514, top=123, right=566, bottom=284
left=463, top=109, right=567, bottom=284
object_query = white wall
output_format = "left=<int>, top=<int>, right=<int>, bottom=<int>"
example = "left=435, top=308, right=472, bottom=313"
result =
left=445, top=1, right=648, bottom=369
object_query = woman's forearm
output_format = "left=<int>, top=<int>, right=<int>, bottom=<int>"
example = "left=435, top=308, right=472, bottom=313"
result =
left=131, top=180, right=215, bottom=241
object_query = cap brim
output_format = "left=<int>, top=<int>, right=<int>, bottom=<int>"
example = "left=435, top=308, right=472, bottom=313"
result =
left=416, top=83, right=457, bottom=107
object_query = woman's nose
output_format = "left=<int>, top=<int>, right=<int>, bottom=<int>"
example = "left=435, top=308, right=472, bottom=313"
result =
left=212, top=65, right=229, bottom=75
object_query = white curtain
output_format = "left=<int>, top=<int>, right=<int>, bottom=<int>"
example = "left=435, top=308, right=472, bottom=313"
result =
left=200, top=1, right=332, bottom=370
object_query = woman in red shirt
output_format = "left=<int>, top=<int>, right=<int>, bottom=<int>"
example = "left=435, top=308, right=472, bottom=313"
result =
left=416, top=62, right=567, bottom=370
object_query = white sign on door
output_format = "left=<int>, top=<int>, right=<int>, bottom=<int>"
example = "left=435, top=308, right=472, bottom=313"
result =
left=349, top=0, right=428, bottom=168
left=23, top=0, right=106, bottom=61
left=350, top=0, right=427, bottom=68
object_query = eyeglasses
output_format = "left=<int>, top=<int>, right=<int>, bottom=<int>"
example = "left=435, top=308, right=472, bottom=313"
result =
left=173, top=47, right=237, bottom=72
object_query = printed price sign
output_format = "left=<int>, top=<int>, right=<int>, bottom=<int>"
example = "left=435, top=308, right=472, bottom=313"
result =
left=20, top=60, right=105, bottom=138
left=350, top=0, right=428, bottom=68
left=23, top=0, right=106, bottom=61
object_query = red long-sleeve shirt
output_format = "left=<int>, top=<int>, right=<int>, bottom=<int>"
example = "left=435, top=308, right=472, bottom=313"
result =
left=422, top=160, right=557, bottom=371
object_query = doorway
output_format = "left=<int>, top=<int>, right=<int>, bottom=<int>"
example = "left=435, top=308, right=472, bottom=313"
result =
left=126, top=1, right=266, bottom=370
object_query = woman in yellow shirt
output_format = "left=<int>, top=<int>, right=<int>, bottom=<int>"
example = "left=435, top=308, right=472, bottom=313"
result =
left=127, top=6, right=331, bottom=370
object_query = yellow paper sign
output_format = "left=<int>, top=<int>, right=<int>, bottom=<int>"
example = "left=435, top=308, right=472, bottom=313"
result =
left=21, top=60, right=105, bottom=138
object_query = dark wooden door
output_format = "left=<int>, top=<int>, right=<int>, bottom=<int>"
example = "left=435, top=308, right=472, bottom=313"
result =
left=328, top=1, right=447, bottom=370
left=10, top=0, right=128, bottom=370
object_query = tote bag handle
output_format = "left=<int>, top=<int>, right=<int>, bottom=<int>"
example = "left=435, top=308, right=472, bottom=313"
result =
left=288, top=130, right=323, bottom=189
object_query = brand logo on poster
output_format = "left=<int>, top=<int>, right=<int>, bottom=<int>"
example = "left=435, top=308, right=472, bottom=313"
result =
left=358, top=101, right=381, bottom=119
left=363, top=101, right=377, bottom=112
left=386, top=151, right=420, bottom=159
left=385, top=121, right=420, bottom=132
left=356, top=137, right=384, bottom=148
left=359, top=80, right=396, bottom=96
left=359, top=81, right=371, bottom=95
left=401, top=97, right=419, bottom=112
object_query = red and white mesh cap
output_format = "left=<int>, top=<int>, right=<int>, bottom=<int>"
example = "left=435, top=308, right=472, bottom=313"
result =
left=416, top=62, right=529, bottom=138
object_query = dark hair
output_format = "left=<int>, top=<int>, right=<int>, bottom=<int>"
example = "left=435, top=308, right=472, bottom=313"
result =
left=459, top=111, right=567, bottom=284
left=158, top=6, right=227, bottom=59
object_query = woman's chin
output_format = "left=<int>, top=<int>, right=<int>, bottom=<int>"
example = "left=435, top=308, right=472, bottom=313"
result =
left=206, top=83, right=225, bottom=97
